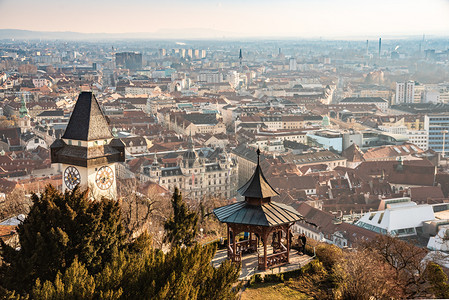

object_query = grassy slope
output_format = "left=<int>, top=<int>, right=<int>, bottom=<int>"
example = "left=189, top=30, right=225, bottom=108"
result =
left=241, top=282, right=312, bottom=300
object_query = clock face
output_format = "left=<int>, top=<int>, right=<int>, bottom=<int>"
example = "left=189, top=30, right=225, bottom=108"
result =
left=95, top=166, right=114, bottom=190
left=64, top=166, right=81, bottom=190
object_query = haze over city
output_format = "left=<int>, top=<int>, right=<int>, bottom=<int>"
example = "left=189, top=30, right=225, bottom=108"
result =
left=1, top=0, right=449, bottom=38
left=2, top=0, right=449, bottom=299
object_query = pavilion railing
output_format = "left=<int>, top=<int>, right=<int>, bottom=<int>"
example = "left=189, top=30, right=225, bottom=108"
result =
left=227, top=239, right=257, bottom=261
left=227, top=244, right=242, bottom=263
left=266, top=251, right=288, bottom=268
left=258, top=251, right=288, bottom=269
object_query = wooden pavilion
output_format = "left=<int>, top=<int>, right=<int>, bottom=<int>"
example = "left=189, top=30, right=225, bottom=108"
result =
left=213, top=149, right=303, bottom=270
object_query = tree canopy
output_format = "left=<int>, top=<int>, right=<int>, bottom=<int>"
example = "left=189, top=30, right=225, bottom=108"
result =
left=0, top=185, right=240, bottom=299
left=164, top=187, right=198, bottom=247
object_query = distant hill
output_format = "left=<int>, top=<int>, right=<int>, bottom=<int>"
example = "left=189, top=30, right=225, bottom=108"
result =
left=0, top=28, right=235, bottom=40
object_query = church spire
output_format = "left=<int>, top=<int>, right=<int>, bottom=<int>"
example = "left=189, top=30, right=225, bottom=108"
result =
left=19, top=95, right=29, bottom=118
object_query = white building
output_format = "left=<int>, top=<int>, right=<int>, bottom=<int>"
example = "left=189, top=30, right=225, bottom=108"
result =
left=142, top=145, right=238, bottom=199
left=395, top=81, right=415, bottom=104
left=406, top=130, right=428, bottom=150
left=378, top=125, right=428, bottom=151
left=25, top=135, right=48, bottom=151
left=32, top=78, right=50, bottom=88
left=198, top=71, right=223, bottom=84
left=289, top=57, right=297, bottom=71
left=427, top=225, right=449, bottom=251
left=422, top=89, right=441, bottom=103
left=356, top=198, right=435, bottom=237
left=228, top=71, right=239, bottom=88
left=378, top=125, right=407, bottom=135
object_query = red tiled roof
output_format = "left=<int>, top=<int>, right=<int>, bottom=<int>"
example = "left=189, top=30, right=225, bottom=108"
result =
left=410, top=186, right=444, bottom=202
left=363, top=144, right=423, bottom=160
left=296, top=202, right=378, bottom=244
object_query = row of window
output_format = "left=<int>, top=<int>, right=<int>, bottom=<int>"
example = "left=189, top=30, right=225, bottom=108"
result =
left=162, top=178, right=230, bottom=185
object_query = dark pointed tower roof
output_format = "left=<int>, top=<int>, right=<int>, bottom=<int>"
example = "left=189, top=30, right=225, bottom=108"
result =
left=237, top=149, right=279, bottom=199
left=183, top=132, right=197, bottom=162
left=62, top=92, right=113, bottom=141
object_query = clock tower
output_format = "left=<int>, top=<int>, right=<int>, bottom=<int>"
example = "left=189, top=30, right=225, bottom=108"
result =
left=50, top=92, right=125, bottom=200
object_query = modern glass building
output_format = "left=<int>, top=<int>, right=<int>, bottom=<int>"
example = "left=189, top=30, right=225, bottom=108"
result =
left=425, top=115, right=449, bottom=155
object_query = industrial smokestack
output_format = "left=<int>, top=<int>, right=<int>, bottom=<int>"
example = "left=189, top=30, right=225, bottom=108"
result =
left=366, top=40, right=369, bottom=56
left=378, top=38, right=382, bottom=57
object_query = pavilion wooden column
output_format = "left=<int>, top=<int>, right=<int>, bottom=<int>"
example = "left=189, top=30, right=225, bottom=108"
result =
left=262, top=228, right=270, bottom=270
left=263, top=237, right=267, bottom=270
left=232, top=228, right=237, bottom=261
left=227, top=224, right=231, bottom=259
left=286, top=224, right=291, bottom=263
left=279, top=229, right=282, bottom=248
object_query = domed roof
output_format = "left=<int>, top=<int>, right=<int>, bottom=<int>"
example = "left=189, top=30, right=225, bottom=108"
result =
left=183, top=149, right=197, bottom=160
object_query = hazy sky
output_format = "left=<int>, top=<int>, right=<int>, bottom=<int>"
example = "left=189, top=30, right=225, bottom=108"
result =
left=1, top=0, right=449, bottom=38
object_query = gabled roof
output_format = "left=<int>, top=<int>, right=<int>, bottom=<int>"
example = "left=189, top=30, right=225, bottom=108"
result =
left=213, top=200, right=302, bottom=227
left=237, top=153, right=279, bottom=199
left=62, top=92, right=113, bottom=141
left=342, top=143, right=365, bottom=162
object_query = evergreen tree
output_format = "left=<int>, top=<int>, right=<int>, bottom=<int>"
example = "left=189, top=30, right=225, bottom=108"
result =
left=0, top=186, right=240, bottom=299
left=30, top=233, right=240, bottom=299
left=0, top=185, right=125, bottom=293
left=426, top=262, right=449, bottom=298
left=164, top=187, right=198, bottom=247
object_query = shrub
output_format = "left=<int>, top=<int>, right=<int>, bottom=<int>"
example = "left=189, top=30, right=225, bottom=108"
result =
left=264, top=273, right=284, bottom=283
left=301, top=259, right=327, bottom=276
left=315, top=244, right=342, bottom=271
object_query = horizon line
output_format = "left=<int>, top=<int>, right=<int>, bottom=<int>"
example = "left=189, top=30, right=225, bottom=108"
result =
left=1, top=28, right=449, bottom=41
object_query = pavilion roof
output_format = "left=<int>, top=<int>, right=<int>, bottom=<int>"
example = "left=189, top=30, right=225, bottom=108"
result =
left=213, top=201, right=303, bottom=227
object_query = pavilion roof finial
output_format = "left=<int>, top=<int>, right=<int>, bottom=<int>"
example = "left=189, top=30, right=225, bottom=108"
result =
left=236, top=148, right=279, bottom=199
